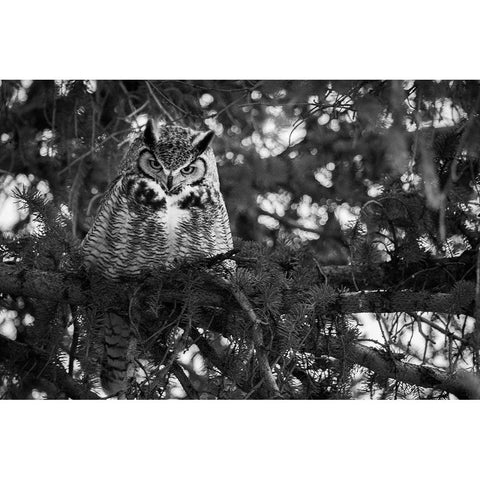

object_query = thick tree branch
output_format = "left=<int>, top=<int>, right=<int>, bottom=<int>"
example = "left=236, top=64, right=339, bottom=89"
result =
left=0, top=334, right=100, bottom=399
left=336, top=290, right=471, bottom=315
left=0, top=264, right=87, bottom=304
left=1, top=262, right=478, bottom=399
left=215, top=276, right=282, bottom=398
left=193, top=325, right=480, bottom=399
left=317, top=338, right=480, bottom=399
left=237, top=250, right=476, bottom=291
left=0, top=263, right=473, bottom=315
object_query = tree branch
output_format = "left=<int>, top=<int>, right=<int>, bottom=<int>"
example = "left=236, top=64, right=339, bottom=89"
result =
left=192, top=325, right=480, bottom=399
left=237, top=250, right=476, bottom=291
left=0, top=263, right=473, bottom=315
left=0, top=334, right=100, bottom=399
left=257, top=207, right=323, bottom=236
left=336, top=290, right=471, bottom=315
left=191, top=328, right=252, bottom=396
left=317, top=337, right=480, bottom=399
left=0, top=264, right=87, bottom=304
left=1, top=262, right=478, bottom=399
left=171, top=362, right=199, bottom=399
left=411, top=313, right=467, bottom=345
left=215, top=277, right=282, bottom=398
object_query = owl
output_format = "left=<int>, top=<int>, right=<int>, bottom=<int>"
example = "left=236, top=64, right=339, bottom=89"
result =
left=81, top=120, right=233, bottom=395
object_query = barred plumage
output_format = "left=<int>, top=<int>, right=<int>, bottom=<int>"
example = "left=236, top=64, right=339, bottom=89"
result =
left=81, top=120, right=233, bottom=395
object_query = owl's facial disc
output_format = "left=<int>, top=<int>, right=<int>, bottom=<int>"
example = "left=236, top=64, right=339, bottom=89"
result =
left=164, top=157, right=207, bottom=194
left=138, top=148, right=206, bottom=194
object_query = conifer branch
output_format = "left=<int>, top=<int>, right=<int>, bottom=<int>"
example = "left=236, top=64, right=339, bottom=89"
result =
left=191, top=329, right=246, bottom=391
left=337, top=290, right=467, bottom=315
left=0, top=334, right=100, bottom=399
left=214, top=277, right=282, bottom=398
left=317, top=338, right=480, bottom=399
left=0, top=264, right=87, bottom=304
left=1, top=263, right=478, bottom=398
left=171, top=362, right=199, bottom=399
left=191, top=327, right=271, bottom=399
left=235, top=250, right=476, bottom=291
left=472, top=247, right=480, bottom=368
left=0, top=263, right=474, bottom=315
left=192, top=322, right=480, bottom=399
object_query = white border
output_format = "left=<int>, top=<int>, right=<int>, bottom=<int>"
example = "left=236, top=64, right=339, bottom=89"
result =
left=2, top=0, right=480, bottom=78
left=2, top=1, right=480, bottom=477
left=2, top=400, right=480, bottom=478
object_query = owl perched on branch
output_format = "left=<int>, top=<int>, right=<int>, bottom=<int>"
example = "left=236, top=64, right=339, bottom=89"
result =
left=81, top=120, right=233, bottom=395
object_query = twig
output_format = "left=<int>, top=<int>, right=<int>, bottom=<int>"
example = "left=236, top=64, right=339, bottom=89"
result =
left=171, top=362, right=199, bottom=399
left=68, top=308, right=80, bottom=375
left=145, top=81, right=175, bottom=122
left=58, top=128, right=131, bottom=176
left=411, top=313, right=467, bottom=345
left=148, top=82, right=189, bottom=116
left=257, top=207, right=323, bottom=235
left=215, top=277, right=282, bottom=398
left=124, top=100, right=149, bottom=120
left=190, top=327, right=257, bottom=398
left=0, top=334, right=100, bottom=399
left=204, top=248, right=239, bottom=267
left=212, top=81, right=264, bottom=120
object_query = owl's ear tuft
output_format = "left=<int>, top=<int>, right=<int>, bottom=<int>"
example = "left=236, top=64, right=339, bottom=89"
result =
left=144, top=119, right=158, bottom=148
left=192, top=130, right=215, bottom=155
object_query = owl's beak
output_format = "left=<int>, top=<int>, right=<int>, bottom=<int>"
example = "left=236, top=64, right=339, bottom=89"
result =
left=161, top=172, right=183, bottom=194
left=161, top=174, right=175, bottom=193
left=166, top=175, right=173, bottom=191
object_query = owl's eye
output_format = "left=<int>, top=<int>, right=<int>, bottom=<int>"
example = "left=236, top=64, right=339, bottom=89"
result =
left=139, top=149, right=162, bottom=170
left=149, top=158, right=162, bottom=170
left=181, top=164, right=196, bottom=175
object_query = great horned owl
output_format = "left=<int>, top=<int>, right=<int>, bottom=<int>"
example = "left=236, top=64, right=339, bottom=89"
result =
left=81, top=120, right=233, bottom=395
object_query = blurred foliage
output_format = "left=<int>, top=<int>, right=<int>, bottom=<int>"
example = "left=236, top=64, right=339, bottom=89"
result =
left=1, top=80, right=480, bottom=399
left=2, top=80, right=480, bottom=257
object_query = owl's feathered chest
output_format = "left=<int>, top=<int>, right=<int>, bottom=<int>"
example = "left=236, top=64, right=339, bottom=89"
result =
left=82, top=176, right=230, bottom=281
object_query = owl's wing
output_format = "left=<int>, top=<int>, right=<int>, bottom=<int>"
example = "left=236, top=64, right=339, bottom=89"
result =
left=214, top=200, right=234, bottom=253
left=81, top=177, right=130, bottom=278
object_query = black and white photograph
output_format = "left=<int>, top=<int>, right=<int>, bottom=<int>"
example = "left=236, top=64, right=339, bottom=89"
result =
left=2, top=2, right=479, bottom=478
left=2, top=79, right=480, bottom=401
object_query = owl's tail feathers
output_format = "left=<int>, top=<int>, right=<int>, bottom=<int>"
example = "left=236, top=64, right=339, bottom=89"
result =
left=100, top=311, right=132, bottom=397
